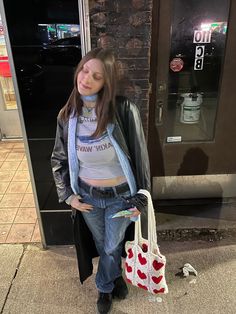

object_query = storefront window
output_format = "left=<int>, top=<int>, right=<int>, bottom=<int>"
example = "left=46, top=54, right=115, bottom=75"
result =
left=166, top=0, right=230, bottom=142
left=0, top=20, right=16, bottom=110
left=38, top=24, right=80, bottom=44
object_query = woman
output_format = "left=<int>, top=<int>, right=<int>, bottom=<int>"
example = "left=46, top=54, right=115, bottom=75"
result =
left=51, top=48, right=150, bottom=314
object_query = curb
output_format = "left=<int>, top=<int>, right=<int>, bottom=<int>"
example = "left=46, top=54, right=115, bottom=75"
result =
left=156, top=228, right=236, bottom=241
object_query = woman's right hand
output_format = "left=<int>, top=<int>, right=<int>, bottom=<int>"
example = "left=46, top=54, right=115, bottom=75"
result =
left=70, top=195, right=93, bottom=212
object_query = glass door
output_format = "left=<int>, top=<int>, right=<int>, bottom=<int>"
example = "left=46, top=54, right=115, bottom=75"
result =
left=148, top=0, right=236, bottom=179
left=1, top=0, right=89, bottom=245
left=163, top=0, right=230, bottom=143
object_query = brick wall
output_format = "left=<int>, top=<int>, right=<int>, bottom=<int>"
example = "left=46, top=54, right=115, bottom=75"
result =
left=89, top=0, right=152, bottom=135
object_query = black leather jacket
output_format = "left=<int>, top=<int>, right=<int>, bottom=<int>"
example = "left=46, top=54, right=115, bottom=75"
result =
left=51, top=96, right=150, bottom=283
left=51, top=96, right=151, bottom=202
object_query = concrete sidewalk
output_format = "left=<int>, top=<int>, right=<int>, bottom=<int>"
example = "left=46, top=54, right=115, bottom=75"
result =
left=0, top=239, right=236, bottom=314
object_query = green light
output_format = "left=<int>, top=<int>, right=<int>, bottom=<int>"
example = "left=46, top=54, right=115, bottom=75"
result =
left=48, top=27, right=56, bottom=32
left=211, top=23, right=219, bottom=27
left=58, top=25, right=67, bottom=30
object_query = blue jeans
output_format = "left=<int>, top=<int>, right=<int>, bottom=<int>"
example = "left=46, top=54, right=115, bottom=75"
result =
left=79, top=182, right=132, bottom=293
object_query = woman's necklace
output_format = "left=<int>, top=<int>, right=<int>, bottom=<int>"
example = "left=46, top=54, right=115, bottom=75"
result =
left=82, top=104, right=96, bottom=118
left=83, top=106, right=95, bottom=116
left=80, top=93, right=97, bottom=117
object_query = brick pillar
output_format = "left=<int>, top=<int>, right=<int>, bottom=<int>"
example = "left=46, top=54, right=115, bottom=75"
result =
left=89, top=0, right=152, bottom=136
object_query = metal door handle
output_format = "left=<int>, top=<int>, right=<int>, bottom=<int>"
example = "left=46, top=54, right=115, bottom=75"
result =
left=156, top=100, right=164, bottom=124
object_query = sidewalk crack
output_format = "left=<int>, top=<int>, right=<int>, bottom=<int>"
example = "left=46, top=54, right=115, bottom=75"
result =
left=0, top=244, right=27, bottom=314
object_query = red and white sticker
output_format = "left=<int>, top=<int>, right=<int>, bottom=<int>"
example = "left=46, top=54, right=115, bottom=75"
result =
left=170, top=58, right=184, bottom=72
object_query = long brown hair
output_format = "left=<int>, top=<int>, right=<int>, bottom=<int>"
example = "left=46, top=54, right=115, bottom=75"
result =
left=59, top=48, right=117, bottom=137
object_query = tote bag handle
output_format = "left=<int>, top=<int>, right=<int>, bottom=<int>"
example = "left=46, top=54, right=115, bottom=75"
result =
left=134, top=190, right=157, bottom=251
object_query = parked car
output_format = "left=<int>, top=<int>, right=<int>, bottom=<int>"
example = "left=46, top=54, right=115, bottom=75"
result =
left=41, top=36, right=82, bottom=66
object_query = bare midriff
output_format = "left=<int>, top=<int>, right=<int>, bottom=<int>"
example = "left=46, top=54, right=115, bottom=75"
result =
left=80, top=175, right=127, bottom=187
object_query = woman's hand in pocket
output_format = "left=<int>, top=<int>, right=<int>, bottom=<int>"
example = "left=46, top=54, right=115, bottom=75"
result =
left=71, top=195, right=93, bottom=212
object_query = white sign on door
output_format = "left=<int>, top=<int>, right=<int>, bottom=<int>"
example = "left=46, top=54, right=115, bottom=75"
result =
left=193, top=30, right=211, bottom=43
left=195, top=45, right=205, bottom=58
left=193, top=29, right=211, bottom=71
left=194, top=45, right=205, bottom=70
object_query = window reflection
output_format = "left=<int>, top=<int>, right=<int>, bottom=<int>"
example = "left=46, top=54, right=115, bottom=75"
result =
left=38, top=23, right=80, bottom=43
left=166, top=0, right=230, bottom=142
left=0, top=19, right=17, bottom=110
left=38, top=23, right=81, bottom=65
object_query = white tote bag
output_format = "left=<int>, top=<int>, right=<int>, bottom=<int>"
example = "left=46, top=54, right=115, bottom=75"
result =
left=124, top=189, right=168, bottom=294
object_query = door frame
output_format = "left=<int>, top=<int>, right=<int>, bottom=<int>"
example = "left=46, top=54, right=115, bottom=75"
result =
left=78, top=0, right=91, bottom=56
left=148, top=0, right=236, bottom=199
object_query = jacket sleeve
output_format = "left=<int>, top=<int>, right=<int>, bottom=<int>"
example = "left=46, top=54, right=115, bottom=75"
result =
left=51, top=116, right=73, bottom=203
left=121, top=98, right=151, bottom=192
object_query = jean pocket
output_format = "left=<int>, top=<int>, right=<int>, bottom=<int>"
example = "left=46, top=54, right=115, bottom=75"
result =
left=79, top=186, right=89, bottom=199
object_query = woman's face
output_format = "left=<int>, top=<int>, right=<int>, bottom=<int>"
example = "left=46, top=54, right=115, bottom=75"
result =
left=77, top=58, right=105, bottom=96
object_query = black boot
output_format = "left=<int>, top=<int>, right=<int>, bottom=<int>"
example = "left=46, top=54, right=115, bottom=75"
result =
left=97, top=292, right=112, bottom=314
left=112, top=276, right=128, bottom=299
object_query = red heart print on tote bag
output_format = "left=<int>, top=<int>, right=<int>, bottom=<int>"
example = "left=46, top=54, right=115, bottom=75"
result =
left=124, top=190, right=168, bottom=295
